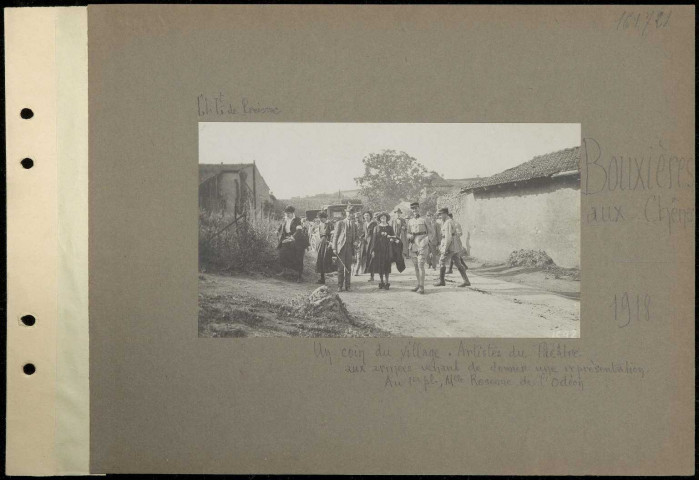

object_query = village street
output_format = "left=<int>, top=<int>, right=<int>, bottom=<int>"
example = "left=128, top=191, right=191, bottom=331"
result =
left=199, top=261, right=580, bottom=338
left=338, top=268, right=579, bottom=337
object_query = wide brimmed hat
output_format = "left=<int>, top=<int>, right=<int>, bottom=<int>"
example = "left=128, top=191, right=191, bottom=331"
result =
left=284, top=205, right=295, bottom=213
left=318, top=211, right=328, bottom=218
left=377, top=212, right=391, bottom=222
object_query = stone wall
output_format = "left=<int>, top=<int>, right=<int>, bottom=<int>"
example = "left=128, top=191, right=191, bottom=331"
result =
left=439, top=178, right=580, bottom=268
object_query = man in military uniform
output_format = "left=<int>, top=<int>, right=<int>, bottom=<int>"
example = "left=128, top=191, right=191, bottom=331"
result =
left=407, top=201, right=435, bottom=294
left=435, top=207, right=471, bottom=288
left=447, top=213, right=468, bottom=274
left=425, top=211, right=439, bottom=270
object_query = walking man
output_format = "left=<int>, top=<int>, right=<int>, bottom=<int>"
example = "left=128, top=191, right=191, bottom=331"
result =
left=447, top=213, right=469, bottom=274
left=332, top=205, right=357, bottom=291
left=425, top=211, right=439, bottom=270
left=434, top=207, right=471, bottom=288
left=353, top=211, right=364, bottom=276
left=407, top=201, right=434, bottom=294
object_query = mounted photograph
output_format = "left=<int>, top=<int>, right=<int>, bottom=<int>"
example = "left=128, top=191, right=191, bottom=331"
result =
left=198, top=123, right=581, bottom=338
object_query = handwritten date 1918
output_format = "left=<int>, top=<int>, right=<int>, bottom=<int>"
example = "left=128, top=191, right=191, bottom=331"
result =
left=612, top=292, right=651, bottom=328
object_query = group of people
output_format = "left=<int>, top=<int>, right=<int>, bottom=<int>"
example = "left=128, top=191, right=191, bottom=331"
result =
left=276, top=202, right=471, bottom=293
left=311, top=206, right=404, bottom=291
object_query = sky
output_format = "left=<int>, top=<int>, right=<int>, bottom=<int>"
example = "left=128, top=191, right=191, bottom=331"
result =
left=199, top=123, right=580, bottom=199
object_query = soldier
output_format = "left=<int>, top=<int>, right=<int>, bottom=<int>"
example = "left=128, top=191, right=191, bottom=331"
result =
left=434, top=207, right=471, bottom=288
left=425, top=211, right=439, bottom=270
left=407, top=201, right=435, bottom=294
left=447, top=213, right=468, bottom=274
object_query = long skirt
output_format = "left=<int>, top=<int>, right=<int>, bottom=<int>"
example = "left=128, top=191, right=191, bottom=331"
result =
left=315, top=237, right=334, bottom=273
left=280, top=240, right=304, bottom=273
left=368, top=237, right=392, bottom=275
left=354, top=239, right=366, bottom=273
left=362, top=237, right=375, bottom=273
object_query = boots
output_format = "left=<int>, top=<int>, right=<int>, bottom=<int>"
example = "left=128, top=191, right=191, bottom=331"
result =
left=457, top=264, right=471, bottom=287
left=434, top=267, right=446, bottom=286
left=411, top=285, right=420, bottom=292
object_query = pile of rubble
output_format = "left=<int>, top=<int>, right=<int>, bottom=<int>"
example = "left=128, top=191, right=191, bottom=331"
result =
left=507, top=249, right=555, bottom=268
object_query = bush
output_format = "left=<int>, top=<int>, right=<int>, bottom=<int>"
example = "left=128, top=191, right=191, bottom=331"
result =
left=199, top=207, right=280, bottom=273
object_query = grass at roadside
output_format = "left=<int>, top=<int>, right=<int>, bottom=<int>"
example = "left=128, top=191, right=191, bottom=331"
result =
left=198, top=274, right=391, bottom=338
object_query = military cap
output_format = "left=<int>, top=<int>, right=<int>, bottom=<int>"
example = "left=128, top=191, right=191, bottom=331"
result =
left=438, top=207, right=449, bottom=214
left=410, top=202, right=419, bottom=208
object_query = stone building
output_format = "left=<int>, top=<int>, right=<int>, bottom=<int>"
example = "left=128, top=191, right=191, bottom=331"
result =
left=440, top=146, right=580, bottom=268
left=199, top=162, right=273, bottom=217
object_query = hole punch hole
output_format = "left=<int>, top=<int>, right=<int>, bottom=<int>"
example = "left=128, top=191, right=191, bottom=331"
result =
left=20, top=108, right=34, bottom=119
left=21, top=158, right=34, bottom=169
left=21, top=315, right=36, bottom=326
left=23, top=364, right=36, bottom=375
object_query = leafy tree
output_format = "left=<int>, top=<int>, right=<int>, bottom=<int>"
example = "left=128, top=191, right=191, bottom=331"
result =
left=420, top=191, right=439, bottom=215
left=354, top=150, right=432, bottom=213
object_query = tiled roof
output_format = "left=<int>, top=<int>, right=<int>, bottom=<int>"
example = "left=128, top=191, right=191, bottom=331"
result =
left=428, top=176, right=480, bottom=188
left=199, top=163, right=252, bottom=184
left=463, top=146, right=580, bottom=191
left=444, top=178, right=481, bottom=188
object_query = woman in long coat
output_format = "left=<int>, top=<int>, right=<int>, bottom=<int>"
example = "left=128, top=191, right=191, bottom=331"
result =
left=362, top=211, right=378, bottom=281
left=368, top=212, right=396, bottom=290
left=315, top=211, right=334, bottom=283
left=278, top=205, right=308, bottom=282
left=391, top=209, right=409, bottom=258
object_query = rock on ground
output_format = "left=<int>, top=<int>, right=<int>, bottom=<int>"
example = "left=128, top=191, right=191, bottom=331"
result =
left=303, top=286, right=351, bottom=320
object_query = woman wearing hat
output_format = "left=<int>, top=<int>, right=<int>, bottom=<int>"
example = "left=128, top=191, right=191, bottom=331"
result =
left=392, top=208, right=409, bottom=258
left=315, top=211, right=334, bottom=284
left=362, top=211, right=378, bottom=281
left=277, top=205, right=307, bottom=282
left=368, top=212, right=397, bottom=289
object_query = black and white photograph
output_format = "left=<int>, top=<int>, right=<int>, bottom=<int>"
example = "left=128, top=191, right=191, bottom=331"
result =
left=199, top=123, right=581, bottom=338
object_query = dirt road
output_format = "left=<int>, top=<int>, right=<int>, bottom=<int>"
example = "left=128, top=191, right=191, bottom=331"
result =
left=199, top=262, right=579, bottom=338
